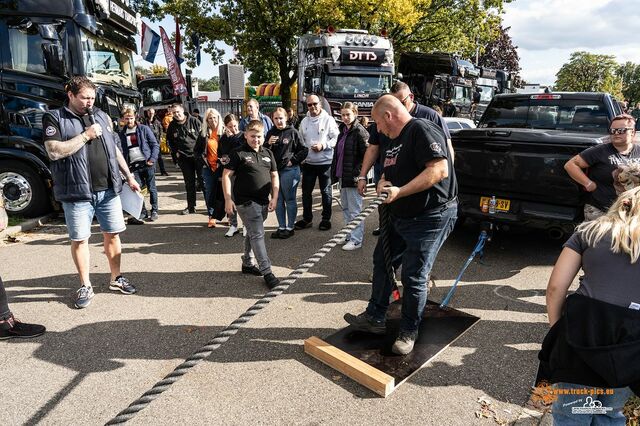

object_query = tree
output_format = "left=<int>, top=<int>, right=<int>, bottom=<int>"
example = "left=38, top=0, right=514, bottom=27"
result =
left=478, top=25, right=520, bottom=74
left=246, top=58, right=279, bottom=86
left=198, top=76, right=220, bottom=91
left=133, top=0, right=510, bottom=108
left=617, top=62, right=640, bottom=105
left=555, top=52, right=623, bottom=98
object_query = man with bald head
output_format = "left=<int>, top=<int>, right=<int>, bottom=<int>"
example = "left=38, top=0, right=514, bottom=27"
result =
left=345, top=95, right=458, bottom=355
left=295, top=95, right=339, bottom=231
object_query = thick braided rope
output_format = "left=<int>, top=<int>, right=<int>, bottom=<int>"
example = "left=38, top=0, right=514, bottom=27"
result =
left=105, top=193, right=388, bottom=425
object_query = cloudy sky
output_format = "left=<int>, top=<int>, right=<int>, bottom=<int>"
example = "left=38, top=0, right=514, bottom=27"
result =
left=137, top=0, right=640, bottom=85
left=502, top=0, right=640, bottom=85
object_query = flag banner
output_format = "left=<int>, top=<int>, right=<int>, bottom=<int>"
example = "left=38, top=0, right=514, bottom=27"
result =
left=159, top=26, right=188, bottom=96
left=191, top=33, right=201, bottom=67
left=140, top=22, right=160, bottom=63
left=175, top=16, right=184, bottom=65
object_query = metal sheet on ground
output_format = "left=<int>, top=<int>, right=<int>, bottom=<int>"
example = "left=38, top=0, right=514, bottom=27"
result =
left=306, top=299, right=480, bottom=396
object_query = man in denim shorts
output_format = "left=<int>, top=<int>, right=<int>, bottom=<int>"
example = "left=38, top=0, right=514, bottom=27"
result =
left=43, top=76, right=141, bottom=309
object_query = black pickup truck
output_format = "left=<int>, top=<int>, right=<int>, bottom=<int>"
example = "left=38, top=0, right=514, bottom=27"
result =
left=452, top=92, right=622, bottom=238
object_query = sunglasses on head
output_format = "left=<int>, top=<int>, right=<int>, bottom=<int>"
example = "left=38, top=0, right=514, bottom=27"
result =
left=609, top=127, right=634, bottom=135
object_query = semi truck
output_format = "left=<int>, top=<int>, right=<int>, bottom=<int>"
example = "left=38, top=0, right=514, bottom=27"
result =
left=0, top=0, right=140, bottom=217
left=297, top=28, right=394, bottom=119
left=398, top=51, right=479, bottom=118
left=473, top=67, right=514, bottom=121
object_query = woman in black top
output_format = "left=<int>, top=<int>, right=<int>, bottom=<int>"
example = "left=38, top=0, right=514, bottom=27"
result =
left=331, top=102, right=368, bottom=251
left=266, top=107, right=308, bottom=239
left=219, top=114, right=244, bottom=237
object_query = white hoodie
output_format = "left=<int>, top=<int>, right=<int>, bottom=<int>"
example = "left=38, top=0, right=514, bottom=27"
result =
left=299, top=109, right=340, bottom=165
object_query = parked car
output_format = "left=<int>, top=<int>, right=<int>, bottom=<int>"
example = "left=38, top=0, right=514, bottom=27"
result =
left=443, top=117, right=476, bottom=133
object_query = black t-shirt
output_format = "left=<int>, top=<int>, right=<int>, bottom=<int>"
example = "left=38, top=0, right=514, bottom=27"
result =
left=579, top=143, right=640, bottom=210
left=218, top=132, right=244, bottom=168
left=227, top=143, right=277, bottom=205
left=412, top=103, right=451, bottom=139
left=42, top=112, right=111, bottom=191
left=382, top=118, right=457, bottom=217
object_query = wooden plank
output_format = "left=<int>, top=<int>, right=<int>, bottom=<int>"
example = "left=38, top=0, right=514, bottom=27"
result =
left=304, top=336, right=395, bottom=397
left=305, top=300, right=480, bottom=397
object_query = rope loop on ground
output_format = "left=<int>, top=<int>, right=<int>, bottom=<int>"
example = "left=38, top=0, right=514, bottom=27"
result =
left=105, top=193, right=388, bottom=424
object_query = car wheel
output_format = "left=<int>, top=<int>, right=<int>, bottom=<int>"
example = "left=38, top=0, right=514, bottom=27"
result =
left=0, top=160, right=50, bottom=218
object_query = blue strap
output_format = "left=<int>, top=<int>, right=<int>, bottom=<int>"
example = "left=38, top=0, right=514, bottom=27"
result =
left=439, top=230, right=489, bottom=308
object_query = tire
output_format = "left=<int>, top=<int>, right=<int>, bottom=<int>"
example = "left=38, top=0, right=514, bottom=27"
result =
left=0, top=160, right=51, bottom=218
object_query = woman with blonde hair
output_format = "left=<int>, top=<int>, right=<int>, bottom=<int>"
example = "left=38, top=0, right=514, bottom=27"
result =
left=540, top=186, right=640, bottom=424
left=194, top=108, right=225, bottom=227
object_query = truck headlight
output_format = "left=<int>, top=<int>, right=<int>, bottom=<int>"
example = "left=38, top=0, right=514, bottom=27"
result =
left=345, top=35, right=354, bottom=44
left=363, top=35, right=371, bottom=45
left=355, top=35, right=363, bottom=44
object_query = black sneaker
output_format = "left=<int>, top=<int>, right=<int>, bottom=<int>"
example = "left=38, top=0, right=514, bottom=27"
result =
left=318, top=220, right=332, bottom=231
left=0, top=315, right=46, bottom=340
left=271, top=229, right=284, bottom=239
left=127, top=217, right=144, bottom=225
left=343, top=312, right=386, bottom=335
left=242, top=265, right=262, bottom=276
left=264, top=273, right=280, bottom=289
left=392, top=330, right=418, bottom=355
left=294, top=219, right=312, bottom=230
left=181, top=207, right=196, bottom=215
left=280, top=229, right=294, bottom=239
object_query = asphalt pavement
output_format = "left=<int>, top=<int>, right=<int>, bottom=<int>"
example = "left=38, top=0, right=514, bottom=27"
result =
left=0, top=161, right=568, bottom=425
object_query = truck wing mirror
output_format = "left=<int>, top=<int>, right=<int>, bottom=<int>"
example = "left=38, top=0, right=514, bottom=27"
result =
left=42, top=43, right=66, bottom=78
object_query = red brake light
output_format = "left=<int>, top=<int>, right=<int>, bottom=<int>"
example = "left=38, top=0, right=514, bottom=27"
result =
left=530, top=94, right=561, bottom=100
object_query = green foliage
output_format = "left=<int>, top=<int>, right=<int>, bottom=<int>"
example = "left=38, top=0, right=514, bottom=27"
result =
left=198, top=76, right=220, bottom=91
left=555, top=52, right=623, bottom=98
left=245, top=57, right=279, bottom=86
left=616, top=62, right=640, bottom=105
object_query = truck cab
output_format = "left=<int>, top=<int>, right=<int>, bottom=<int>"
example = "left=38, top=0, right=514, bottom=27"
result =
left=0, top=0, right=140, bottom=217
left=398, top=52, right=479, bottom=118
left=297, top=29, right=394, bottom=120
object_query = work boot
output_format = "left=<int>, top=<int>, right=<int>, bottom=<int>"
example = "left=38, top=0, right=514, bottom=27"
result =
left=242, top=265, right=262, bottom=276
left=264, top=273, right=280, bottom=289
left=391, top=330, right=418, bottom=355
left=343, top=312, right=386, bottom=335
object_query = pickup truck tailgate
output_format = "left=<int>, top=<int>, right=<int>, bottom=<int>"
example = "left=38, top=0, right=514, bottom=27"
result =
left=453, top=128, right=606, bottom=206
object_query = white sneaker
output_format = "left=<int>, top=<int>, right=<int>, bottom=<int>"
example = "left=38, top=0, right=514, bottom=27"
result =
left=225, top=225, right=239, bottom=237
left=242, top=227, right=247, bottom=237
left=334, top=235, right=347, bottom=245
left=342, top=241, right=362, bottom=251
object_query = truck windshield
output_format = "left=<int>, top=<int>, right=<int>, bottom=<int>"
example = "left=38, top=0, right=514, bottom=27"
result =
left=477, top=85, right=495, bottom=102
left=138, top=79, right=176, bottom=106
left=82, top=30, right=135, bottom=89
left=7, top=24, right=63, bottom=75
left=323, top=74, right=390, bottom=97
left=480, top=98, right=611, bottom=133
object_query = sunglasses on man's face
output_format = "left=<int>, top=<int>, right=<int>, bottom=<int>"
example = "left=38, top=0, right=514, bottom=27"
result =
left=609, top=127, right=635, bottom=135
left=307, top=102, right=319, bottom=107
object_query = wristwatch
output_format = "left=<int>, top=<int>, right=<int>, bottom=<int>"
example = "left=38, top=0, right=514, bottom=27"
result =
left=354, top=176, right=367, bottom=183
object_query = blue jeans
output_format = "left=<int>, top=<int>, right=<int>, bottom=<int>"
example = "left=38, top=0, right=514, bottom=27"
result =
left=133, top=164, right=158, bottom=216
left=301, top=163, right=332, bottom=222
left=366, top=203, right=457, bottom=332
left=202, top=166, right=222, bottom=218
left=61, top=188, right=126, bottom=241
left=276, top=165, right=301, bottom=230
left=340, top=187, right=364, bottom=245
left=552, top=383, right=632, bottom=425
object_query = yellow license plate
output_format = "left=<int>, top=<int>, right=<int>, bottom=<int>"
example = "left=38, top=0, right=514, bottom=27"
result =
left=480, top=197, right=510, bottom=212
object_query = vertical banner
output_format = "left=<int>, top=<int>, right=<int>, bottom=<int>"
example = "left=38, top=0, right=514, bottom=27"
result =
left=159, top=26, right=188, bottom=96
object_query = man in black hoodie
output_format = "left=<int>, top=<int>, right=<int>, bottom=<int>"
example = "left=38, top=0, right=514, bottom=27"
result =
left=167, top=104, right=202, bottom=214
